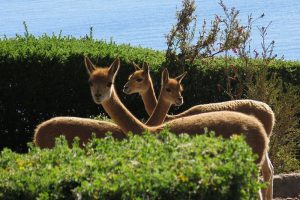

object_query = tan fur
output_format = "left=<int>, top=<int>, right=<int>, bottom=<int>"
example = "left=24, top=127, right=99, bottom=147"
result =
left=34, top=117, right=126, bottom=148
left=123, top=63, right=274, bottom=200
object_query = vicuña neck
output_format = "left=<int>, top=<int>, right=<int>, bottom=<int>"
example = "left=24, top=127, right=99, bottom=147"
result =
left=146, top=91, right=171, bottom=126
left=102, top=87, right=151, bottom=134
left=140, top=78, right=157, bottom=116
left=140, top=76, right=173, bottom=122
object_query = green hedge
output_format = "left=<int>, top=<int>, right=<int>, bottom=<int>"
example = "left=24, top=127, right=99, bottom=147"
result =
left=0, top=34, right=300, bottom=152
left=0, top=130, right=262, bottom=200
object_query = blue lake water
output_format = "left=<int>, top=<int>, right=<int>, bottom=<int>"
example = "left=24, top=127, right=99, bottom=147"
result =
left=0, top=0, right=299, bottom=60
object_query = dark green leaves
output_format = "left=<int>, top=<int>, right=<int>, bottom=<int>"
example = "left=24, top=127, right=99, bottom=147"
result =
left=0, top=130, right=261, bottom=200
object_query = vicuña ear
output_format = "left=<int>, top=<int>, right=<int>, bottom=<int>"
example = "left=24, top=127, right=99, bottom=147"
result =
left=132, top=62, right=141, bottom=71
left=142, top=62, right=150, bottom=74
left=175, top=71, right=187, bottom=83
left=161, top=68, right=169, bottom=85
left=108, top=58, right=120, bottom=81
left=84, top=56, right=96, bottom=75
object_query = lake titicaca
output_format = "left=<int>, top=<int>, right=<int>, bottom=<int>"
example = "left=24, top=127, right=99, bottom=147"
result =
left=0, top=0, right=299, bottom=60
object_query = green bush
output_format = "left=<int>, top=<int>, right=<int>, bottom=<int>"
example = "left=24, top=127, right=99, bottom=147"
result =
left=0, top=129, right=262, bottom=200
left=0, top=33, right=300, bottom=153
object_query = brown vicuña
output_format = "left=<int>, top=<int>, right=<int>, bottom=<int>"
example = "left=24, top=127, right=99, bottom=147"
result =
left=84, top=57, right=269, bottom=167
left=123, top=62, right=274, bottom=200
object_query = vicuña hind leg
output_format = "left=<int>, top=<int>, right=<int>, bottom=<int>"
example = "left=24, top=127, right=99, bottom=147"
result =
left=261, top=153, right=274, bottom=200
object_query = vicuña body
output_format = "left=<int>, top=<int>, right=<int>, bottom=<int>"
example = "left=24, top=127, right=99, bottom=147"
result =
left=123, top=62, right=274, bottom=200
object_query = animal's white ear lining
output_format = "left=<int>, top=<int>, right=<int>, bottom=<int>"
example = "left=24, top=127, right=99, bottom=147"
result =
left=132, top=62, right=141, bottom=71
left=161, top=68, right=169, bottom=85
left=108, top=58, right=120, bottom=81
left=175, top=71, right=187, bottom=83
left=142, top=62, right=150, bottom=74
left=84, top=56, right=96, bottom=75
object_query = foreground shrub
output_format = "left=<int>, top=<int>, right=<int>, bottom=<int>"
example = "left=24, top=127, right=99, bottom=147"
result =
left=0, top=130, right=261, bottom=200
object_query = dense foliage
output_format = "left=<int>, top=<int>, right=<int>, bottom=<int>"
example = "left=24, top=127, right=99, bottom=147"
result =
left=0, top=130, right=262, bottom=200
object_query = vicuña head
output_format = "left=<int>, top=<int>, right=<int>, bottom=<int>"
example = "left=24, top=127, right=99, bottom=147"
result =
left=160, top=68, right=186, bottom=106
left=123, top=62, right=151, bottom=95
left=84, top=57, right=119, bottom=104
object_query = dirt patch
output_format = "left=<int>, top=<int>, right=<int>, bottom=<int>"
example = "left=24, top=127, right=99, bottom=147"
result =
left=273, top=173, right=300, bottom=199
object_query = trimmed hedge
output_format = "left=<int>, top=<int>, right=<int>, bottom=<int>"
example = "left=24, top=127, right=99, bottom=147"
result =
left=0, top=34, right=300, bottom=152
left=0, top=130, right=262, bottom=200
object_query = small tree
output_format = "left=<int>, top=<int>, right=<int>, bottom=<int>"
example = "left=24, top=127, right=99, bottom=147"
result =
left=165, top=0, right=253, bottom=72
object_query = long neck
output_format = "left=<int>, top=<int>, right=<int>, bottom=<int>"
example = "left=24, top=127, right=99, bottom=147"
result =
left=102, top=87, right=149, bottom=134
left=140, top=77, right=157, bottom=116
left=146, top=91, right=171, bottom=126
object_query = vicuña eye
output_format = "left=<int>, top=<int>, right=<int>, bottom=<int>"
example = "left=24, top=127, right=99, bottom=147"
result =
left=88, top=80, right=93, bottom=86
left=166, top=88, right=171, bottom=92
left=136, top=78, right=143, bottom=82
left=106, top=82, right=112, bottom=87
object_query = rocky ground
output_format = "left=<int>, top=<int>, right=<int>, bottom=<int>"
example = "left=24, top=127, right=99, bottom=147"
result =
left=273, top=173, right=300, bottom=199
